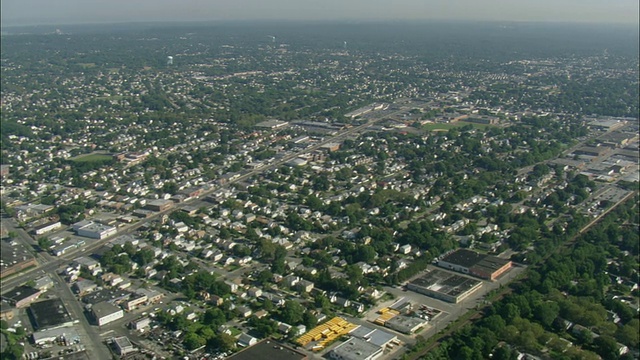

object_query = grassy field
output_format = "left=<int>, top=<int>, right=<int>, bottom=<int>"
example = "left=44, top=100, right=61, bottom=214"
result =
left=71, top=153, right=113, bottom=163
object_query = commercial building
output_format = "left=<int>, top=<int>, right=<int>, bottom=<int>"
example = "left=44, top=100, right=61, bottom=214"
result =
left=226, top=339, right=307, bottom=360
left=92, top=302, right=124, bottom=326
left=2, top=286, right=42, bottom=308
left=437, top=249, right=512, bottom=281
left=33, top=221, right=62, bottom=235
left=330, top=337, right=383, bottom=360
left=124, top=293, right=147, bottom=311
left=32, top=327, right=80, bottom=346
left=145, top=199, right=174, bottom=212
left=28, top=298, right=74, bottom=331
left=0, top=239, right=38, bottom=279
left=384, top=315, right=427, bottom=335
left=112, top=336, right=136, bottom=356
left=349, top=326, right=398, bottom=348
left=75, top=222, right=117, bottom=239
left=134, top=288, right=164, bottom=304
left=130, top=317, right=151, bottom=331
left=407, top=269, right=483, bottom=303
left=256, top=119, right=289, bottom=130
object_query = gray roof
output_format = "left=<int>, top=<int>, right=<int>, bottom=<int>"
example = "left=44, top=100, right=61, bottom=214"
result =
left=331, top=337, right=382, bottom=360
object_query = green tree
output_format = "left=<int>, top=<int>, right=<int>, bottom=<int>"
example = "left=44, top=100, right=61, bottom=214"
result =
left=280, top=300, right=304, bottom=325
left=183, top=332, right=205, bottom=350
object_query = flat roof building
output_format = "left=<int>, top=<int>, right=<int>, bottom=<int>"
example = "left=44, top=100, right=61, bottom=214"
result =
left=384, top=315, right=427, bottom=335
left=0, top=240, right=38, bottom=279
left=349, top=326, right=397, bottom=348
left=32, top=327, right=80, bottom=345
left=437, top=249, right=512, bottom=281
left=226, top=339, right=307, bottom=360
left=33, top=221, right=62, bottom=235
left=28, top=298, right=74, bottom=331
left=145, top=199, right=174, bottom=212
left=330, top=337, right=383, bottom=360
left=76, top=222, right=117, bottom=239
left=2, top=285, right=42, bottom=308
left=256, top=119, right=289, bottom=129
left=407, top=269, right=483, bottom=303
left=112, top=336, right=135, bottom=356
left=92, top=302, right=124, bottom=326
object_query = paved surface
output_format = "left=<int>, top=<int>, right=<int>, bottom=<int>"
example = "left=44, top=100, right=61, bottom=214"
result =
left=51, top=272, right=112, bottom=360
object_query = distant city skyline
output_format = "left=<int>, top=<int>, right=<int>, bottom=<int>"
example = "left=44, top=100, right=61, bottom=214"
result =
left=1, top=0, right=638, bottom=27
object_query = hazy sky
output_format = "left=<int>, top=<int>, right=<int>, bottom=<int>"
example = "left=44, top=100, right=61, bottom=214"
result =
left=2, top=0, right=638, bottom=26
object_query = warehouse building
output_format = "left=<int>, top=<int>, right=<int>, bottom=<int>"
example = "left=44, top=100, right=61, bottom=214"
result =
left=407, top=269, right=483, bottom=304
left=112, top=336, right=136, bottom=356
left=75, top=222, right=117, bottom=239
left=145, top=199, right=174, bottom=212
left=32, top=327, right=80, bottom=346
left=437, top=249, right=512, bottom=281
left=227, top=339, right=307, bottom=360
left=384, top=315, right=427, bottom=335
left=92, top=301, right=123, bottom=326
left=28, top=298, right=74, bottom=331
left=2, top=286, right=42, bottom=308
left=330, top=337, right=383, bottom=360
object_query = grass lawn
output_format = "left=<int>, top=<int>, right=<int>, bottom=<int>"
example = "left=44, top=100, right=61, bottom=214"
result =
left=71, top=153, right=113, bottom=163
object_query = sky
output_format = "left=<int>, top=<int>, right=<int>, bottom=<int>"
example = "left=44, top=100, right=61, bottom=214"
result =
left=1, top=0, right=638, bottom=27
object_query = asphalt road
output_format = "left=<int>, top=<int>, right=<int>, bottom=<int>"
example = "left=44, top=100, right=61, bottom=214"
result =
left=51, top=272, right=112, bottom=360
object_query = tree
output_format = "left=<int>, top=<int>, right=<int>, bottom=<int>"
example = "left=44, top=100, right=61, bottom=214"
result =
left=302, top=311, right=317, bottom=329
left=534, top=301, right=559, bottom=328
left=2, top=344, right=24, bottom=360
left=280, top=300, right=304, bottom=325
left=210, top=333, right=236, bottom=352
left=256, top=269, right=273, bottom=286
left=183, top=332, right=205, bottom=350
left=592, top=335, right=621, bottom=360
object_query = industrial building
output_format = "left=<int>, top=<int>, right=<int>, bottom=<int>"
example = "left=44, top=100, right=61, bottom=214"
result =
left=75, top=222, right=117, bottom=239
left=32, top=327, right=80, bottom=346
left=226, top=339, right=307, bottom=360
left=329, top=337, right=383, bottom=360
left=255, top=119, right=289, bottom=129
left=33, top=221, right=62, bottom=235
left=112, top=336, right=136, bottom=356
left=145, top=199, right=174, bottom=212
left=384, top=315, right=427, bottom=334
left=91, top=301, right=124, bottom=326
left=28, top=298, right=74, bottom=331
left=0, top=239, right=38, bottom=279
left=407, top=269, right=483, bottom=303
left=349, top=325, right=398, bottom=348
left=2, top=286, right=42, bottom=308
left=437, top=249, right=512, bottom=281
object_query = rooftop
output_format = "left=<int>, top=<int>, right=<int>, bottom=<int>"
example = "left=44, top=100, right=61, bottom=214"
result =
left=439, top=249, right=485, bottom=268
left=91, top=301, right=122, bottom=318
left=226, top=339, right=306, bottom=360
left=28, top=298, right=74, bottom=330
left=2, top=285, right=40, bottom=303
left=409, top=268, right=482, bottom=297
left=331, top=337, right=382, bottom=360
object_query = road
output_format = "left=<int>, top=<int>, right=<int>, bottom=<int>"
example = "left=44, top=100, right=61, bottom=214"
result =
left=50, top=271, right=112, bottom=360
